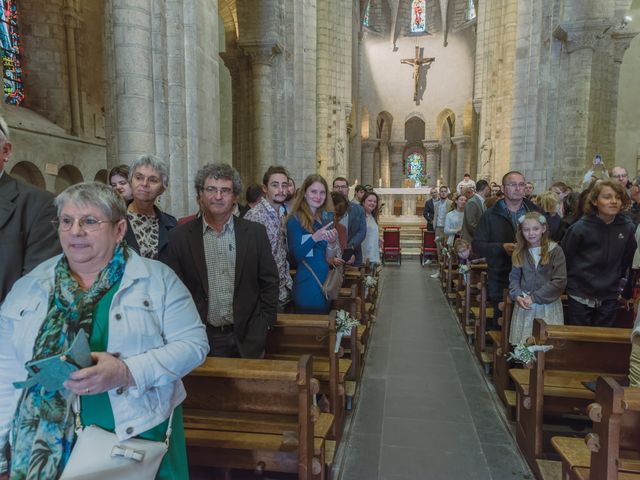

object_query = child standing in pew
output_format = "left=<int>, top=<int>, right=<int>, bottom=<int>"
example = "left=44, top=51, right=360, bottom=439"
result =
left=508, top=212, right=567, bottom=345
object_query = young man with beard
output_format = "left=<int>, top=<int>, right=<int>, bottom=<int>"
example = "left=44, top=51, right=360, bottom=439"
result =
left=244, top=166, right=294, bottom=311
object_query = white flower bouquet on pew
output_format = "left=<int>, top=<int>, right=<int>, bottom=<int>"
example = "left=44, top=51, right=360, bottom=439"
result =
left=335, top=309, right=360, bottom=353
left=506, top=342, right=554, bottom=366
left=363, top=275, right=377, bottom=298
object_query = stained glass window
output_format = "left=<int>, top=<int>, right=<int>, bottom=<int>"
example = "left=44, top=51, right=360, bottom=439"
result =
left=466, top=0, right=476, bottom=21
left=406, top=152, right=425, bottom=181
left=410, top=0, right=426, bottom=33
left=363, top=2, right=370, bottom=27
left=0, top=0, right=23, bottom=105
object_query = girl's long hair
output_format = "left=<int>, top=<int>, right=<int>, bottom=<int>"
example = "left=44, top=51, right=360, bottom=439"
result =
left=512, top=212, right=552, bottom=267
left=288, top=174, right=333, bottom=233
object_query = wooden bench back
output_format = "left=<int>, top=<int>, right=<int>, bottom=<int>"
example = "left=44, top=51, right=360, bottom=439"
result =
left=535, top=319, right=632, bottom=375
left=267, top=312, right=337, bottom=358
left=183, top=356, right=311, bottom=415
left=588, top=376, right=640, bottom=479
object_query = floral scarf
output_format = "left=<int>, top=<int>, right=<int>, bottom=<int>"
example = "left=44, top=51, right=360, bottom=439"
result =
left=10, top=244, right=127, bottom=480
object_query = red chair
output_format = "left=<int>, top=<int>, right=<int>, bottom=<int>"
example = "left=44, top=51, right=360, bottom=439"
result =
left=419, top=227, right=437, bottom=266
left=382, top=226, right=401, bottom=264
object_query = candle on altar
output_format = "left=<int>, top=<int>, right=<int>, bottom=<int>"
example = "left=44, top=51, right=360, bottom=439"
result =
left=354, top=179, right=358, bottom=185
left=378, top=178, right=382, bottom=187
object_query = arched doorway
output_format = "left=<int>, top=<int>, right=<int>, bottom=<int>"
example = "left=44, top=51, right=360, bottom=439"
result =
left=94, top=169, right=108, bottom=184
left=55, top=165, right=83, bottom=194
left=10, top=161, right=46, bottom=189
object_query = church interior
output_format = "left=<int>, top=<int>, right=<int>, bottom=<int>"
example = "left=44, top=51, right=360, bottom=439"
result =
left=1, top=0, right=640, bottom=479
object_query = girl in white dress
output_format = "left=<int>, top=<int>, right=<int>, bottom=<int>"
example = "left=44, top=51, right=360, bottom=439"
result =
left=508, top=212, right=567, bottom=345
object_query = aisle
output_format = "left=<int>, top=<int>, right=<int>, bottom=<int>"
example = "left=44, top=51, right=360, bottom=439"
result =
left=338, top=260, right=531, bottom=480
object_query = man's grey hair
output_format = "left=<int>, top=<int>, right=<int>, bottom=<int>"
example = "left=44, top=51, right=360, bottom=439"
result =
left=55, top=182, right=127, bottom=222
left=194, top=163, right=243, bottom=196
left=130, top=154, right=169, bottom=188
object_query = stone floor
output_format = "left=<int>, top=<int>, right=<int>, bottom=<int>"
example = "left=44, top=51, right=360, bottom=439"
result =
left=336, top=259, right=533, bottom=480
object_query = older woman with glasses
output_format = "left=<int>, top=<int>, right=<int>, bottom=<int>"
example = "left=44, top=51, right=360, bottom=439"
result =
left=0, top=182, right=208, bottom=479
left=125, top=154, right=177, bottom=259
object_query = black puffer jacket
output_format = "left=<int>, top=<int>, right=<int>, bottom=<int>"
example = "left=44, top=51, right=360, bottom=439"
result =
left=561, top=213, right=637, bottom=301
left=472, top=199, right=538, bottom=296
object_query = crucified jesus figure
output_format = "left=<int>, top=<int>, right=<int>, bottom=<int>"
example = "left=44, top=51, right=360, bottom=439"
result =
left=401, top=46, right=435, bottom=102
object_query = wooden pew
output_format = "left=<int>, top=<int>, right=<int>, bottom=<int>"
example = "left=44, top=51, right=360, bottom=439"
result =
left=333, top=286, right=366, bottom=387
left=492, top=295, right=517, bottom=413
left=266, top=311, right=349, bottom=442
left=457, top=264, right=488, bottom=343
left=552, top=376, right=640, bottom=480
left=473, top=271, right=497, bottom=374
left=510, top=319, right=632, bottom=478
left=183, top=355, right=330, bottom=479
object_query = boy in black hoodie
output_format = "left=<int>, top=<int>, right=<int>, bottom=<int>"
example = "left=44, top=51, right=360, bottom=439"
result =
left=561, top=180, right=636, bottom=326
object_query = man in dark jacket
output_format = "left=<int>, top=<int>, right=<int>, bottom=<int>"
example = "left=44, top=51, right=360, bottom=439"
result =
left=472, top=171, right=538, bottom=327
left=160, top=163, right=279, bottom=358
left=0, top=118, right=61, bottom=303
left=423, top=188, right=437, bottom=231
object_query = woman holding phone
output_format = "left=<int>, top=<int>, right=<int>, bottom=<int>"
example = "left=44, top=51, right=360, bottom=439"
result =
left=287, top=174, right=339, bottom=313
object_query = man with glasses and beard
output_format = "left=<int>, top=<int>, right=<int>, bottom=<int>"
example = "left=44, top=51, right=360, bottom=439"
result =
left=244, top=166, right=293, bottom=311
left=161, top=163, right=278, bottom=358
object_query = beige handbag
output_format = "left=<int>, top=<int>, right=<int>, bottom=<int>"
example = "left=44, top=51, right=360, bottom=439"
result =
left=302, top=260, right=344, bottom=301
left=60, top=396, right=174, bottom=480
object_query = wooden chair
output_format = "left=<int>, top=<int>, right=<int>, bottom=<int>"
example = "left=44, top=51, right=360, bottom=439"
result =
left=492, top=295, right=517, bottom=414
left=510, top=319, right=632, bottom=477
left=381, top=226, right=401, bottom=264
left=473, top=271, right=496, bottom=373
left=183, top=355, right=329, bottom=479
left=458, top=264, right=487, bottom=343
left=419, top=227, right=437, bottom=266
left=552, top=376, right=640, bottom=480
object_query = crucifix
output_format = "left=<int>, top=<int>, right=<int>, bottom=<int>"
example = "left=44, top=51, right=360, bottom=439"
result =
left=401, top=46, right=435, bottom=103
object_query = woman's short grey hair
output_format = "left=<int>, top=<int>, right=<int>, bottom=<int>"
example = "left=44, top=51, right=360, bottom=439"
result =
left=54, top=182, right=127, bottom=222
left=194, top=163, right=243, bottom=196
left=130, top=154, right=169, bottom=188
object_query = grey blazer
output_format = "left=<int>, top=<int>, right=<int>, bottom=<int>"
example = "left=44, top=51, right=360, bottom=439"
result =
left=0, top=173, right=61, bottom=303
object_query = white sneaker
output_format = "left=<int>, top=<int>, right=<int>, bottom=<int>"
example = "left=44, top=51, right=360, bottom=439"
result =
left=430, top=272, right=440, bottom=279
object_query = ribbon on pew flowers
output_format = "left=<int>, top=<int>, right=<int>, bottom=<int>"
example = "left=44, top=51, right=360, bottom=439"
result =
left=507, top=342, right=554, bottom=367
left=335, top=309, right=360, bottom=353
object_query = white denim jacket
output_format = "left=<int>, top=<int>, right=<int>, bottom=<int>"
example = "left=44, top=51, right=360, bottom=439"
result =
left=0, top=250, right=209, bottom=445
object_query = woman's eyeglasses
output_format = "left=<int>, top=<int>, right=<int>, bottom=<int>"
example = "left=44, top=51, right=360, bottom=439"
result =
left=52, top=216, right=114, bottom=232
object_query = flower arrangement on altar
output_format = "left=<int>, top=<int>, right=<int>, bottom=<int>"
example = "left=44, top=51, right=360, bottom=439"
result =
left=506, top=342, right=554, bottom=366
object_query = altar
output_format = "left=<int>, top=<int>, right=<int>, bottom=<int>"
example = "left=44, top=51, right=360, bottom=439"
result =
left=373, top=187, right=432, bottom=222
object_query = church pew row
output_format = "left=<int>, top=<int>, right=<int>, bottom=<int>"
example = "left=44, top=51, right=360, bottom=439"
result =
left=492, top=295, right=518, bottom=414
left=183, top=355, right=331, bottom=480
left=266, top=311, right=349, bottom=442
left=473, top=271, right=498, bottom=374
left=509, top=319, right=632, bottom=479
left=552, top=376, right=640, bottom=480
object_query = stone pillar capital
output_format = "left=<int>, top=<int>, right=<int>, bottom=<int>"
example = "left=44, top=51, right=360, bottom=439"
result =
left=612, top=31, right=639, bottom=62
left=424, top=141, right=440, bottom=153
left=473, top=99, right=482, bottom=115
left=451, top=135, right=471, bottom=146
left=388, top=141, right=406, bottom=154
left=219, top=50, right=243, bottom=74
left=63, top=2, right=80, bottom=28
left=361, top=139, right=379, bottom=153
left=243, top=43, right=282, bottom=66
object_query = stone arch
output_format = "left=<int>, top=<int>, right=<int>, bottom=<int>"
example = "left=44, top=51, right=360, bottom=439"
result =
left=361, top=105, right=370, bottom=139
left=436, top=108, right=456, bottom=139
left=404, top=115, right=425, bottom=142
left=94, top=169, right=108, bottom=184
left=10, top=161, right=46, bottom=189
left=55, top=165, right=84, bottom=194
left=376, top=111, right=393, bottom=142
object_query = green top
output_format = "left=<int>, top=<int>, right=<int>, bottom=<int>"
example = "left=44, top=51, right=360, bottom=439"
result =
left=80, top=282, right=189, bottom=479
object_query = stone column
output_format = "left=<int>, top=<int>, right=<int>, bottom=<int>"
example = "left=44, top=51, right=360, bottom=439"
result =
left=424, top=141, right=441, bottom=187
left=373, top=146, right=381, bottom=188
left=106, top=0, right=155, bottom=166
left=361, top=139, right=377, bottom=186
left=63, top=1, right=82, bottom=136
left=389, top=141, right=406, bottom=188
left=440, top=142, right=453, bottom=188
left=452, top=135, right=471, bottom=184
left=244, top=44, right=281, bottom=182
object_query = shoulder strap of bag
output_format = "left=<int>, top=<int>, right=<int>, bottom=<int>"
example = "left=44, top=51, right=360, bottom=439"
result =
left=72, top=394, right=175, bottom=445
left=301, top=259, right=328, bottom=300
